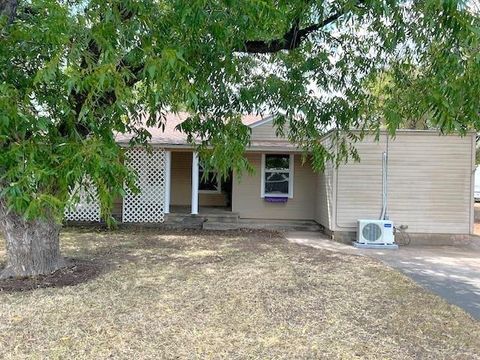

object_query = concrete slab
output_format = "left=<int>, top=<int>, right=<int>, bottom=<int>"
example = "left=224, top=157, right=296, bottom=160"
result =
left=353, top=242, right=399, bottom=250
left=285, top=231, right=480, bottom=320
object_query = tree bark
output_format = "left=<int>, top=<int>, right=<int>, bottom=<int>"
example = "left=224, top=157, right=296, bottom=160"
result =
left=0, top=0, right=18, bottom=27
left=0, top=200, right=66, bottom=279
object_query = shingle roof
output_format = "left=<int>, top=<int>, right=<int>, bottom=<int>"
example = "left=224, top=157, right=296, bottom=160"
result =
left=116, top=112, right=192, bottom=145
left=115, top=112, right=291, bottom=149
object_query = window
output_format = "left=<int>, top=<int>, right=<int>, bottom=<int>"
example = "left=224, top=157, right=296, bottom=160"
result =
left=199, top=164, right=221, bottom=193
left=261, top=154, right=294, bottom=198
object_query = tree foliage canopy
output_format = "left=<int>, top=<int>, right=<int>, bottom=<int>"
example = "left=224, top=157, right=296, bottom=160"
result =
left=1, top=0, right=479, bottom=223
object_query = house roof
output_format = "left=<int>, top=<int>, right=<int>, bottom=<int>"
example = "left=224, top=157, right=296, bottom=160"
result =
left=115, top=112, right=296, bottom=151
left=116, top=112, right=192, bottom=145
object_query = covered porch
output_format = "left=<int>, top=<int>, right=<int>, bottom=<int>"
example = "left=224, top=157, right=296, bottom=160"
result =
left=65, top=146, right=323, bottom=231
left=166, top=151, right=233, bottom=216
left=67, top=148, right=233, bottom=224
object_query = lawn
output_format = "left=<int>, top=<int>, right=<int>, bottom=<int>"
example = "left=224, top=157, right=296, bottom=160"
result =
left=0, top=228, right=479, bottom=359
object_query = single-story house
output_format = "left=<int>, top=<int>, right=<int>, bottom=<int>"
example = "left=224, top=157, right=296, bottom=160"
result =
left=65, top=113, right=476, bottom=245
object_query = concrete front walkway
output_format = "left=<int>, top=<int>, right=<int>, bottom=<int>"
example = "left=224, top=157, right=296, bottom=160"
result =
left=285, top=231, right=480, bottom=320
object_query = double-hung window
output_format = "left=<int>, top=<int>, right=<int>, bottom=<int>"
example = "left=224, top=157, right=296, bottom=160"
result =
left=261, top=154, right=294, bottom=198
left=198, top=164, right=221, bottom=193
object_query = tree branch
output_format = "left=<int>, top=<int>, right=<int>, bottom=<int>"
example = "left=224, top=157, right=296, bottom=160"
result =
left=67, top=3, right=139, bottom=130
left=239, top=2, right=365, bottom=54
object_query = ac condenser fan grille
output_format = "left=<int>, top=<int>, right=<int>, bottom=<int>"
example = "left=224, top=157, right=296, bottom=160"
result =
left=362, top=223, right=382, bottom=242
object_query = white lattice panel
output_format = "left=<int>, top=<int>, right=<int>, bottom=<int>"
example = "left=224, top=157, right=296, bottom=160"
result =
left=64, top=178, right=101, bottom=222
left=122, top=147, right=167, bottom=223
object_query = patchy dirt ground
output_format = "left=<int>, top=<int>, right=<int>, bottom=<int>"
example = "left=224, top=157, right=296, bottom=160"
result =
left=0, top=228, right=479, bottom=359
left=0, top=260, right=102, bottom=292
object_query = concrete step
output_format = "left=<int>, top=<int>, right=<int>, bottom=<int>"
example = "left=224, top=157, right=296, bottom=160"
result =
left=166, top=212, right=239, bottom=224
left=202, top=222, right=241, bottom=231
left=204, top=214, right=239, bottom=223
left=203, top=219, right=322, bottom=232
left=238, top=220, right=322, bottom=232
left=164, top=214, right=205, bottom=229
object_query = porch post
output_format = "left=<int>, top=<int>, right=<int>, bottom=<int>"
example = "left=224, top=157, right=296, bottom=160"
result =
left=164, top=150, right=171, bottom=214
left=191, top=152, right=199, bottom=215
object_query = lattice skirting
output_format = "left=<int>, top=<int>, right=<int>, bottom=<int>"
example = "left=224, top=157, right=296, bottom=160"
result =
left=64, top=178, right=101, bottom=222
left=122, top=147, right=167, bottom=223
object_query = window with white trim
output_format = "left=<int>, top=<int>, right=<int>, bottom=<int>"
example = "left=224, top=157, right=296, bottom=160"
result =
left=261, top=154, right=294, bottom=198
left=199, top=164, right=221, bottom=193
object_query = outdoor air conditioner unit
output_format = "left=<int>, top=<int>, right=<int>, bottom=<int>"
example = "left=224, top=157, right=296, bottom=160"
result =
left=357, top=219, right=395, bottom=245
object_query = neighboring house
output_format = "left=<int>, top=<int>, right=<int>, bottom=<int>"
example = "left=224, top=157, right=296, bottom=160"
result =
left=66, top=112, right=476, bottom=245
left=474, top=166, right=480, bottom=201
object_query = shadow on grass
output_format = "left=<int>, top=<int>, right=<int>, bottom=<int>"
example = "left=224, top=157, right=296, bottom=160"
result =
left=0, top=259, right=103, bottom=293
left=0, top=227, right=347, bottom=293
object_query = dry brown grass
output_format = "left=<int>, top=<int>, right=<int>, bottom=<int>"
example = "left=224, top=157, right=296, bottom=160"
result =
left=0, top=228, right=479, bottom=359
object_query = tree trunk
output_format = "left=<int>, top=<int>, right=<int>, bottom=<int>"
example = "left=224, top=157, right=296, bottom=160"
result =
left=0, top=0, right=18, bottom=27
left=0, top=200, right=66, bottom=279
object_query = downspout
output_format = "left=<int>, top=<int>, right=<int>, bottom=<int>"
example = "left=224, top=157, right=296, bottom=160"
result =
left=380, top=133, right=389, bottom=220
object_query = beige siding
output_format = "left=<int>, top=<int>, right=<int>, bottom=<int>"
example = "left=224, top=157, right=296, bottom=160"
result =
left=170, top=151, right=192, bottom=206
left=232, top=153, right=316, bottom=220
left=315, top=161, right=335, bottom=229
left=333, top=132, right=474, bottom=234
left=170, top=151, right=226, bottom=207
left=251, top=121, right=289, bottom=141
left=112, top=197, right=123, bottom=219
left=335, top=137, right=385, bottom=228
